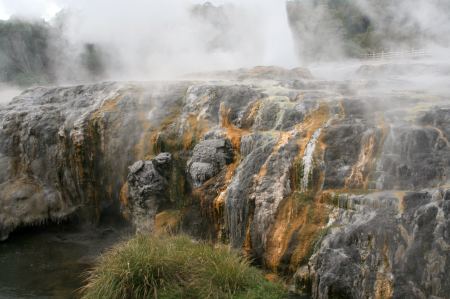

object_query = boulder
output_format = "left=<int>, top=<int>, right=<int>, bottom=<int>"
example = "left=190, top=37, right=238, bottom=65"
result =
left=187, top=138, right=233, bottom=187
left=125, top=153, right=172, bottom=234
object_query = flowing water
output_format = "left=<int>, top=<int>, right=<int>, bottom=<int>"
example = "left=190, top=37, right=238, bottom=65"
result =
left=301, top=128, right=322, bottom=191
left=0, top=223, right=130, bottom=299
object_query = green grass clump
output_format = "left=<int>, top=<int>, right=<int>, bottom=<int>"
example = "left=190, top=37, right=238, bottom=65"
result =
left=81, top=235, right=286, bottom=299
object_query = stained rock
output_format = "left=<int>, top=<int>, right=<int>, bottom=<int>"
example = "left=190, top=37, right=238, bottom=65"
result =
left=301, top=190, right=450, bottom=299
left=125, top=153, right=172, bottom=234
left=187, top=138, right=233, bottom=187
left=0, top=66, right=449, bottom=299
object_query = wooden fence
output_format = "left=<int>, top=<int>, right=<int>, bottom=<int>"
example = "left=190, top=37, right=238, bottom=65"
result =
left=361, top=49, right=431, bottom=60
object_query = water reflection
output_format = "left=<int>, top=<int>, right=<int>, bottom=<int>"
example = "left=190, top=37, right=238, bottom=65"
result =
left=0, top=223, right=130, bottom=299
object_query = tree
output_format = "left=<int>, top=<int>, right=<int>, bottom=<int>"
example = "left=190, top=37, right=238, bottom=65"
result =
left=80, top=43, right=105, bottom=80
left=0, top=19, right=51, bottom=86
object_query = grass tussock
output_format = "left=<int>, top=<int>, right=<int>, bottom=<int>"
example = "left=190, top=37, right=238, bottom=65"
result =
left=81, top=235, right=286, bottom=299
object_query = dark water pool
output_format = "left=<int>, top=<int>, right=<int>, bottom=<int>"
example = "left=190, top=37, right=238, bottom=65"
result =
left=0, top=224, right=130, bottom=299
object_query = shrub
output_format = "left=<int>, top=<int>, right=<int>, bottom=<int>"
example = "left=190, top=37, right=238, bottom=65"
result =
left=81, top=235, right=286, bottom=299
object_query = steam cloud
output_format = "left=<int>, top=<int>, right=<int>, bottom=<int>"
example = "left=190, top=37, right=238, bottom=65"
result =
left=48, top=0, right=298, bottom=81
left=354, top=0, right=450, bottom=49
left=0, top=84, right=20, bottom=104
left=0, top=0, right=449, bottom=84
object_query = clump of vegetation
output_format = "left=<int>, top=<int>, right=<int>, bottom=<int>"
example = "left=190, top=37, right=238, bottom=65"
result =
left=81, top=235, right=287, bottom=299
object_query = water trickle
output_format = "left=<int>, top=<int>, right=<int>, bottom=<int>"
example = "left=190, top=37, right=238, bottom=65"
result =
left=301, top=128, right=322, bottom=191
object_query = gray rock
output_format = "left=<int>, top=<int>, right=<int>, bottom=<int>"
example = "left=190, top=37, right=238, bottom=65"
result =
left=126, top=153, right=172, bottom=234
left=0, top=66, right=449, bottom=299
left=301, top=190, right=450, bottom=299
left=187, top=138, right=233, bottom=187
left=189, top=162, right=216, bottom=187
left=226, top=137, right=276, bottom=248
left=0, top=82, right=189, bottom=239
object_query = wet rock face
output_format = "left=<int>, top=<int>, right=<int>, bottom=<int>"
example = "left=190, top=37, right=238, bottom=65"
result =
left=301, top=189, right=450, bottom=299
left=0, top=82, right=189, bottom=239
left=0, top=84, right=121, bottom=240
left=1, top=66, right=450, bottom=298
left=183, top=84, right=262, bottom=124
left=125, top=153, right=172, bottom=233
left=374, top=108, right=450, bottom=191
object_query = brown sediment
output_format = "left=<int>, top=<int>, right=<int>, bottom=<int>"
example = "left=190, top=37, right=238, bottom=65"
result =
left=427, top=125, right=450, bottom=148
left=69, top=96, right=118, bottom=220
left=135, top=94, right=184, bottom=158
left=290, top=103, right=330, bottom=193
left=134, top=109, right=152, bottom=159
left=258, top=131, right=293, bottom=178
left=294, top=103, right=330, bottom=166
left=258, top=103, right=330, bottom=189
left=181, top=114, right=209, bottom=150
left=88, top=95, right=126, bottom=218
left=119, top=182, right=129, bottom=206
left=265, top=192, right=329, bottom=272
left=243, top=209, right=254, bottom=256
left=76, top=92, right=150, bottom=224
left=220, top=103, right=248, bottom=176
left=264, top=273, right=280, bottom=283
left=209, top=153, right=241, bottom=228
left=345, top=113, right=389, bottom=191
left=90, top=94, right=124, bottom=156
left=2, top=178, right=42, bottom=200
left=345, top=132, right=377, bottom=189
left=154, top=210, right=181, bottom=235
left=374, top=241, right=394, bottom=299
left=264, top=104, right=332, bottom=272
left=220, top=103, right=248, bottom=151
left=119, top=182, right=131, bottom=220
left=92, top=95, right=121, bottom=119
left=240, top=100, right=262, bottom=129
left=288, top=202, right=328, bottom=267
left=396, top=191, right=407, bottom=214
left=214, top=105, right=248, bottom=237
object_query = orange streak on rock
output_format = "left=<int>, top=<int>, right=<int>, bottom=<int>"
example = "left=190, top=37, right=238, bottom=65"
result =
left=182, top=114, right=209, bottom=150
left=345, top=113, right=388, bottom=191
left=264, top=103, right=331, bottom=271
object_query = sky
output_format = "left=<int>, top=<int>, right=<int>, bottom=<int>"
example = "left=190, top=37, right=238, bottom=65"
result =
left=0, top=0, right=233, bottom=21
left=0, top=0, right=61, bottom=20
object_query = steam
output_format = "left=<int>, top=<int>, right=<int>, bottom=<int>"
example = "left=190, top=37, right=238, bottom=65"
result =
left=288, top=0, right=450, bottom=63
left=354, top=0, right=450, bottom=50
left=0, top=0, right=449, bottom=84
left=0, top=84, right=21, bottom=105
left=48, top=0, right=298, bottom=81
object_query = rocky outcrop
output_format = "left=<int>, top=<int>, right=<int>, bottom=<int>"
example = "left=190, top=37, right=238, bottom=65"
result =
left=0, top=82, right=189, bottom=240
left=297, top=189, right=450, bottom=299
left=0, top=84, right=121, bottom=240
left=187, top=138, right=233, bottom=187
left=125, top=153, right=172, bottom=233
left=1, top=66, right=449, bottom=298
